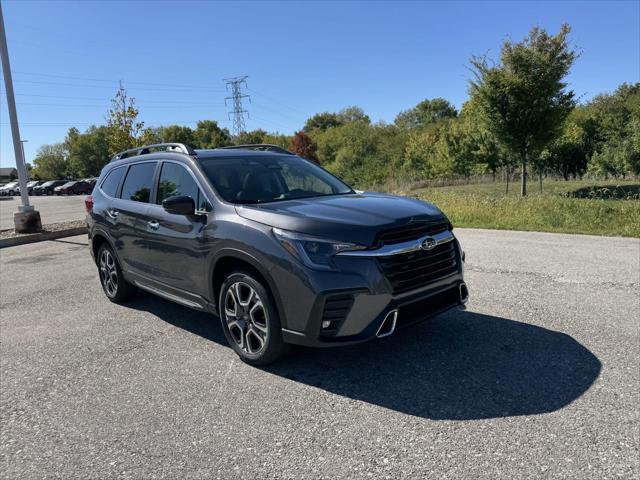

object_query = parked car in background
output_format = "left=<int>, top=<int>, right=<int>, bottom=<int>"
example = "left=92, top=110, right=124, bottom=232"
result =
left=33, top=180, right=68, bottom=196
left=54, top=180, right=93, bottom=195
left=0, top=181, right=19, bottom=196
left=16, top=180, right=43, bottom=196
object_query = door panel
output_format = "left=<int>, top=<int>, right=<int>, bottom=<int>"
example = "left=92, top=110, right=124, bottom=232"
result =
left=142, top=161, right=209, bottom=296
left=142, top=204, right=208, bottom=295
left=114, top=161, right=157, bottom=275
left=110, top=198, right=150, bottom=275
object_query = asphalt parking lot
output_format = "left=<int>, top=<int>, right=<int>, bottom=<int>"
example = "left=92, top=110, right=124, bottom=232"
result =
left=1, top=229, right=638, bottom=479
left=0, top=195, right=85, bottom=229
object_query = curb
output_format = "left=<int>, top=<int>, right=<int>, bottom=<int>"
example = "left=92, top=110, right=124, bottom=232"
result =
left=0, top=226, right=88, bottom=249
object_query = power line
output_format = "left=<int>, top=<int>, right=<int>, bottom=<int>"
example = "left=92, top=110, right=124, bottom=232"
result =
left=247, top=87, right=308, bottom=115
left=13, top=70, right=226, bottom=90
left=0, top=92, right=227, bottom=105
left=224, top=76, right=250, bottom=136
left=11, top=79, right=226, bottom=93
left=0, top=101, right=225, bottom=108
left=0, top=119, right=230, bottom=127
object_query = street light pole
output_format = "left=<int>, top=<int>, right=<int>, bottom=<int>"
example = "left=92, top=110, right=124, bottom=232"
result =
left=0, top=1, right=41, bottom=232
left=20, top=139, right=27, bottom=162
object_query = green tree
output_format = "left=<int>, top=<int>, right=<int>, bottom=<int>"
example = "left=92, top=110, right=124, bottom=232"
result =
left=581, top=83, right=640, bottom=177
left=395, top=98, right=458, bottom=129
left=159, top=125, right=196, bottom=146
left=68, top=125, right=110, bottom=177
left=139, top=127, right=164, bottom=146
left=542, top=121, right=590, bottom=180
left=337, top=106, right=371, bottom=124
left=262, top=133, right=292, bottom=149
left=304, top=112, right=343, bottom=132
left=402, top=126, right=446, bottom=179
left=470, top=24, right=578, bottom=195
left=32, top=143, right=69, bottom=179
left=236, top=129, right=268, bottom=145
left=106, top=85, right=144, bottom=155
left=194, top=120, right=231, bottom=148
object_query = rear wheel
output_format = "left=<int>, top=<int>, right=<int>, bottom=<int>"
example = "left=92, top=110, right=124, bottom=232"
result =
left=97, top=244, right=135, bottom=303
left=219, top=271, right=288, bottom=365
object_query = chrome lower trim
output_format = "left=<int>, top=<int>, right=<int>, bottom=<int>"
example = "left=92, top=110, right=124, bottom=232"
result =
left=281, top=328, right=306, bottom=337
left=134, top=281, right=202, bottom=309
left=337, top=230, right=455, bottom=257
left=376, top=310, right=398, bottom=338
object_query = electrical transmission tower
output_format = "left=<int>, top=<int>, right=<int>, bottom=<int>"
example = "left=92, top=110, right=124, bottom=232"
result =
left=224, top=76, right=250, bottom=136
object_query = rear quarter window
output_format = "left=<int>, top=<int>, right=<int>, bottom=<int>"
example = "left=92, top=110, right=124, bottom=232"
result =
left=100, top=167, right=125, bottom=198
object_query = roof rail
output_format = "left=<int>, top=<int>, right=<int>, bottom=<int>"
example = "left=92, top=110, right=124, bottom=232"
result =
left=110, top=143, right=197, bottom=162
left=219, top=144, right=294, bottom=155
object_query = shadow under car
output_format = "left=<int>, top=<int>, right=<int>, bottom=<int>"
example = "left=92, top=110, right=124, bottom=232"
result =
left=126, top=292, right=601, bottom=420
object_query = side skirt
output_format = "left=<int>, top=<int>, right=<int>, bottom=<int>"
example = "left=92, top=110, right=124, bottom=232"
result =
left=123, top=269, right=213, bottom=312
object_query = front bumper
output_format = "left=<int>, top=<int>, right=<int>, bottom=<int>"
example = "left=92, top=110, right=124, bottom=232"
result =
left=274, top=236, right=467, bottom=348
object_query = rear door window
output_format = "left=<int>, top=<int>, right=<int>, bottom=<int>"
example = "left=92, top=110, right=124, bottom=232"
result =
left=120, top=162, right=157, bottom=203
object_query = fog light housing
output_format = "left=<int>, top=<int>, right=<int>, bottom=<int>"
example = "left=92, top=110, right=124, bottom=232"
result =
left=322, top=321, right=331, bottom=329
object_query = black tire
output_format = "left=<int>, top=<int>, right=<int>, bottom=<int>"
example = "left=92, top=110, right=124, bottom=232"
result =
left=219, top=271, right=289, bottom=366
left=96, top=244, right=135, bottom=303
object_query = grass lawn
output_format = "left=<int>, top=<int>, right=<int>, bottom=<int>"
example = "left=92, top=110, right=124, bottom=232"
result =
left=409, top=179, right=640, bottom=238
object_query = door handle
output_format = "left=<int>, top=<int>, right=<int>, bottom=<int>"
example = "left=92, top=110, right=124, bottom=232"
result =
left=147, top=220, right=160, bottom=230
left=106, top=209, right=119, bottom=219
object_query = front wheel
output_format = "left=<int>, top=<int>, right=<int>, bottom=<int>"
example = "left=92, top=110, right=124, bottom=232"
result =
left=219, top=271, right=289, bottom=365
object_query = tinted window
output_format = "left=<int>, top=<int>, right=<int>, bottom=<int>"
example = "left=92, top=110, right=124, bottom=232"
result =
left=100, top=167, right=125, bottom=198
left=156, top=163, right=200, bottom=205
left=120, top=162, right=156, bottom=203
left=200, top=155, right=353, bottom=204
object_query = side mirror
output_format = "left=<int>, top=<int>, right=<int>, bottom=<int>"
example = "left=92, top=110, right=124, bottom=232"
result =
left=162, top=195, right=195, bottom=216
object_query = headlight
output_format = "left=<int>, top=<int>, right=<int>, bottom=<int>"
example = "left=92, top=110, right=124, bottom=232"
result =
left=272, top=228, right=364, bottom=270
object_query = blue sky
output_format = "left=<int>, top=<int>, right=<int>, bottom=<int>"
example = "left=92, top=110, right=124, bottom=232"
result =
left=1, top=0, right=639, bottom=167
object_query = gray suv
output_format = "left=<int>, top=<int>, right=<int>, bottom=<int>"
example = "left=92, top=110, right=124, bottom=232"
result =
left=87, top=143, right=468, bottom=365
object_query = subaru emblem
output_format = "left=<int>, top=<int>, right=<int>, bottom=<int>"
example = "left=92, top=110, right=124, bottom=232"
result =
left=420, top=237, right=437, bottom=251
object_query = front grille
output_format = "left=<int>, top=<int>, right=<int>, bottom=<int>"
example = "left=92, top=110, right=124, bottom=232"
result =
left=378, top=241, right=458, bottom=294
left=377, top=222, right=449, bottom=246
left=320, top=294, right=354, bottom=336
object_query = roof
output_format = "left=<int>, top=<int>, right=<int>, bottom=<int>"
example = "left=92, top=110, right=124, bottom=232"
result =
left=0, top=167, right=18, bottom=176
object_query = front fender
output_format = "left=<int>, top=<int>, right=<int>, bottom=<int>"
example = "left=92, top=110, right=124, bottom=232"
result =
left=208, top=247, right=288, bottom=328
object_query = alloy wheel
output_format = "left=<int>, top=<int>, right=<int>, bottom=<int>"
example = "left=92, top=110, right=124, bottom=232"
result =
left=224, top=282, right=269, bottom=355
left=99, top=249, right=118, bottom=297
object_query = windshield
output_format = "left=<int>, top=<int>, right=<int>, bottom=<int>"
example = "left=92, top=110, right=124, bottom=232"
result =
left=200, top=155, right=353, bottom=204
left=3, top=182, right=18, bottom=188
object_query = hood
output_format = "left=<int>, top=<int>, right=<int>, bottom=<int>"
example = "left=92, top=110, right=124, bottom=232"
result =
left=235, top=192, right=447, bottom=246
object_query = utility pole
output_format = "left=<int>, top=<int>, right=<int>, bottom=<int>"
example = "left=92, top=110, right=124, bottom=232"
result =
left=20, top=139, right=27, bottom=164
left=0, top=2, right=41, bottom=233
left=224, top=76, right=250, bottom=137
